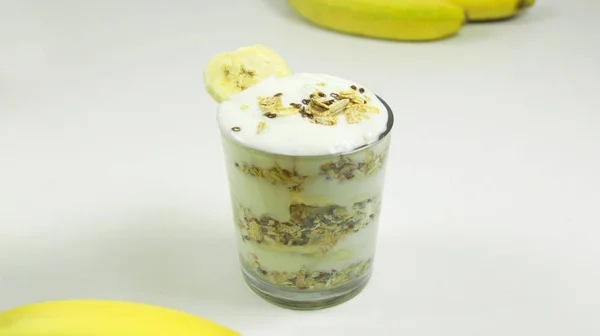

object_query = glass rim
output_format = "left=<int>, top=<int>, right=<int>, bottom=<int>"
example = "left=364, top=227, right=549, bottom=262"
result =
left=221, top=95, right=394, bottom=159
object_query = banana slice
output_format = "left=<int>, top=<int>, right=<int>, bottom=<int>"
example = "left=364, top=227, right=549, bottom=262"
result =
left=203, top=45, right=292, bottom=103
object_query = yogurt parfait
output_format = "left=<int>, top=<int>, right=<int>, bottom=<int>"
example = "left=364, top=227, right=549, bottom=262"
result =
left=203, top=45, right=394, bottom=309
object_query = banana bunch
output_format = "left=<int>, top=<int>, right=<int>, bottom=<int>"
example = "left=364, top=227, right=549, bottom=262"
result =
left=286, top=0, right=536, bottom=42
left=203, top=45, right=291, bottom=103
left=0, top=300, right=241, bottom=336
left=288, top=0, right=467, bottom=42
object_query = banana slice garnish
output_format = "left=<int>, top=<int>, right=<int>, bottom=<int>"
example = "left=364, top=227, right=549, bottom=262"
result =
left=203, top=45, right=292, bottom=103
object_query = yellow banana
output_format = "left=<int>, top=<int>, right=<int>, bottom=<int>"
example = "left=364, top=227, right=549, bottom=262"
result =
left=447, top=0, right=535, bottom=21
left=287, top=0, right=467, bottom=42
left=203, top=45, right=292, bottom=103
left=0, top=300, right=240, bottom=336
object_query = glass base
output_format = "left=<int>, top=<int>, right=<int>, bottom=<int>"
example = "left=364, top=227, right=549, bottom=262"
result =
left=242, top=268, right=371, bottom=310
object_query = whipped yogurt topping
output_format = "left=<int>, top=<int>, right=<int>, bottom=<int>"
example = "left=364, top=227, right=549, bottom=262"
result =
left=217, top=73, right=390, bottom=156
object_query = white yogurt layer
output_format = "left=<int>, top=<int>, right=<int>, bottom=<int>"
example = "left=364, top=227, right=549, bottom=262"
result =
left=217, top=73, right=389, bottom=156
left=237, top=222, right=379, bottom=274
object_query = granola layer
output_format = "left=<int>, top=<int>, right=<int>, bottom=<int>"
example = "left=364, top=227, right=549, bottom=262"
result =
left=245, top=254, right=372, bottom=290
left=235, top=196, right=380, bottom=253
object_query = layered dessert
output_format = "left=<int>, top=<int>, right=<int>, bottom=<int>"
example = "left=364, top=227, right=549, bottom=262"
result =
left=203, top=45, right=393, bottom=307
left=219, top=73, right=390, bottom=291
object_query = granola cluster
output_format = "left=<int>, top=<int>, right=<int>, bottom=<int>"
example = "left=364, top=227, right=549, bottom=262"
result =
left=234, top=162, right=307, bottom=191
left=236, top=197, right=379, bottom=252
left=257, top=93, right=299, bottom=117
left=254, top=84, right=380, bottom=128
left=320, top=149, right=387, bottom=181
left=249, top=256, right=372, bottom=290
left=305, top=89, right=379, bottom=126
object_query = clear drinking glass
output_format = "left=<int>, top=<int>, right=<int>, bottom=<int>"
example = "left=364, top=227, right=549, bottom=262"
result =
left=220, top=96, right=394, bottom=310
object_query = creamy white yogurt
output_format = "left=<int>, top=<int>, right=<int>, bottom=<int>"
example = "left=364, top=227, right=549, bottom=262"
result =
left=217, top=73, right=389, bottom=156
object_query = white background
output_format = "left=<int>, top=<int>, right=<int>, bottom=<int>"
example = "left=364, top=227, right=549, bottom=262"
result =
left=1, top=0, right=599, bottom=335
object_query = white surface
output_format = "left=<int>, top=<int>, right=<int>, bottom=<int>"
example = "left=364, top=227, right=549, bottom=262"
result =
left=219, top=73, right=388, bottom=156
left=1, top=0, right=599, bottom=335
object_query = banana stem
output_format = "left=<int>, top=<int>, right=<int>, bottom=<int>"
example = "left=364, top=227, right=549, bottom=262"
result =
left=517, top=0, right=535, bottom=10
